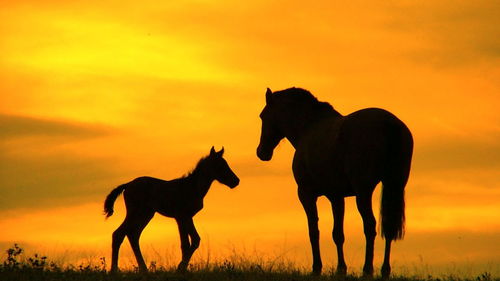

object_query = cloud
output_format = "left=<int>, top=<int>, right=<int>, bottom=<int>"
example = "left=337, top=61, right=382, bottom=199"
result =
left=0, top=113, right=113, bottom=140
left=0, top=114, right=120, bottom=211
left=382, top=0, right=500, bottom=67
left=0, top=153, right=121, bottom=211
left=414, top=132, right=500, bottom=172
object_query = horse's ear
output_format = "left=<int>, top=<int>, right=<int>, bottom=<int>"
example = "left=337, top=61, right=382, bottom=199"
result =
left=210, top=146, right=216, bottom=156
left=266, top=88, right=273, bottom=104
left=217, top=146, right=225, bottom=157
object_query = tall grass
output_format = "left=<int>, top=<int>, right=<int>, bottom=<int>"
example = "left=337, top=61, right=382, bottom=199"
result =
left=0, top=244, right=495, bottom=281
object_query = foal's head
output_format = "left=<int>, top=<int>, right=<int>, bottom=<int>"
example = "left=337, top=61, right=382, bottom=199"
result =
left=205, top=146, right=240, bottom=188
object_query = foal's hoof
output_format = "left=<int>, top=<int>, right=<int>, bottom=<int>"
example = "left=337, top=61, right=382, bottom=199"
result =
left=176, top=262, right=188, bottom=273
left=176, top=266, right=186, bottom=272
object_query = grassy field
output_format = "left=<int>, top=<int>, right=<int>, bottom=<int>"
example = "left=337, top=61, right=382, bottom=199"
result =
left=0, top=245, right=496, bottom=281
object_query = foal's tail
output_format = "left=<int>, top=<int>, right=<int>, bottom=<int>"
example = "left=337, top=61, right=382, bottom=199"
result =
left=381, top=122, right=413, bottom=241
left=103, top=184, right=128, bottom=218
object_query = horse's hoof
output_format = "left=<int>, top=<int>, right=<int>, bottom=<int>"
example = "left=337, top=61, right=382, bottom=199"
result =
left=311, top=267, right=322, bottom=276
left=109, top=266, right=120, bottom=274
left=362, top=273, right=374, bottom=279
left=381, top=265, right=391, bottom=279
left=336, top=266, right=347, bottom=276
left=311, top=270, right=321, bottom=276
left=138, top=268, right=149, bottom=274
left=362, top=264, right=374, bottom=277
left=311, top=268, right=321, bottom=275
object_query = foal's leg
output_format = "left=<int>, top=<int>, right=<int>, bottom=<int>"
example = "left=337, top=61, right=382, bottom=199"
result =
left=111, top=221, right=128, bottom=272
left=176, top=217, right=200, bottom=272
left=299, top=191, right=322, bottom=274
left=187, top=218, right=201, bottom=254
left=127, top=211, right=154, bottom=273
left=356, top=194, right=377, bottom=276
left=175, top=217, right=194, bottom=272
left=330, top=197, right=347, bottom=275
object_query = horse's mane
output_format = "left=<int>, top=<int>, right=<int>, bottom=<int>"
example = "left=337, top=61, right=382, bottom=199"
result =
left=273, top=87, right=341, bottom=116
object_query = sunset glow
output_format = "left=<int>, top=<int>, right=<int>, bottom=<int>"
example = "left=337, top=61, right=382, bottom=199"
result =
left=1, top=0, right=499, bottom=276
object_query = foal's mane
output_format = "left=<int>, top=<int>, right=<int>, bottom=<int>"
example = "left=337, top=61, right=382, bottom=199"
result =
left=183, top=155, right=211, bottom=178
left=273, top=87, right=341, bottom=116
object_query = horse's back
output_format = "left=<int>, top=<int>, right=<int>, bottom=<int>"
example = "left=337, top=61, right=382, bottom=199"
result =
left=340, top=108, right=413, bottom=185
left=294, top=108, right=412, bottom=195
left=342, top=108, right=412, bottom=157
left=341, top=108, right=408, bottom=147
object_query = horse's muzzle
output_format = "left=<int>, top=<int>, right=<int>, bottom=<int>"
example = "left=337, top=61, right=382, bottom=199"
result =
left=256, top=146, right=273, bottom=161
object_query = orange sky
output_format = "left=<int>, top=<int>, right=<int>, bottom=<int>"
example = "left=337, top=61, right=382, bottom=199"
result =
left=1, top=0, right=499, bottom=276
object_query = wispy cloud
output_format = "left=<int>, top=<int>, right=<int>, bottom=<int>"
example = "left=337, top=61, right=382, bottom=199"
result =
left=0, top=153, right=120, bottom=211
left=415, top=132, right=500, bottom=171
left=0, top=114, right=120, bottom=211
left=382, top=0, right=500, bottom=67
left=0, top=114, right=113, bottom=140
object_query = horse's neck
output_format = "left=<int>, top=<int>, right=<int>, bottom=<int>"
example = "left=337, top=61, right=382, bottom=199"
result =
left=284, top=111, right=342, bottom=148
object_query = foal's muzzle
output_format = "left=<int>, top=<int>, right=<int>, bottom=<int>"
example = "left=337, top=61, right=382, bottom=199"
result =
left=228, top=176, right=240, bottom=188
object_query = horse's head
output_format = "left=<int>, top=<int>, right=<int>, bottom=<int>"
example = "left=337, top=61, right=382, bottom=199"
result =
left=257, top=88, right=285, bottom=161
left=208, top=146, right=240, bottom=188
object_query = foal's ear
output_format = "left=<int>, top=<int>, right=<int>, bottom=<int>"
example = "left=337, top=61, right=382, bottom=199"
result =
left=210, top=146, right=216, bottom=156
left=266, top=88, right=273, bottom=104
left=217, top=146, right=225, bottom=157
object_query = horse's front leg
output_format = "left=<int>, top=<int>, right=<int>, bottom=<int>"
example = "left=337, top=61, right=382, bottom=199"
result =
left=330, top=196, right=347, bottom=275
left=299, top=190, right=322, bottom=275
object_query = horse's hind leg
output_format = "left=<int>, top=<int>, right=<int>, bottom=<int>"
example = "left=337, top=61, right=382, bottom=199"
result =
left=381, top=238, right=392, bottom=277
left=126, top=211, right=154, bottom=273
left=356, top=192, right=376, bottom=276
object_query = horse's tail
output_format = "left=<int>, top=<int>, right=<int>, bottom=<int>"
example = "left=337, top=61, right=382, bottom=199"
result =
left=381, top=122, right=413, bottom=241
left=103, top=183, right=128, bottom=219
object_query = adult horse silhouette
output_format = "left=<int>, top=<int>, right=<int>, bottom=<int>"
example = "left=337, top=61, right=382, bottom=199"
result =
left=257, top=88, right=413, bottom=277
left=104, top=147, right=239, bottom=273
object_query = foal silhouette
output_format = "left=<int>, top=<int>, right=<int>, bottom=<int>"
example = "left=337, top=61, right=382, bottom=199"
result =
left=104, top=147, right=239, bottom=272
left=257, top=88, right=413, bottom=277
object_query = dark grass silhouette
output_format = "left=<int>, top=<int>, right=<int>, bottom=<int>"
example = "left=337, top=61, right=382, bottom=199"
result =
left=104, top=147, right=239, bottom=273
left=2, top=245, right=495, bottom=281
left=257, top=88, right=413, bottom=277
